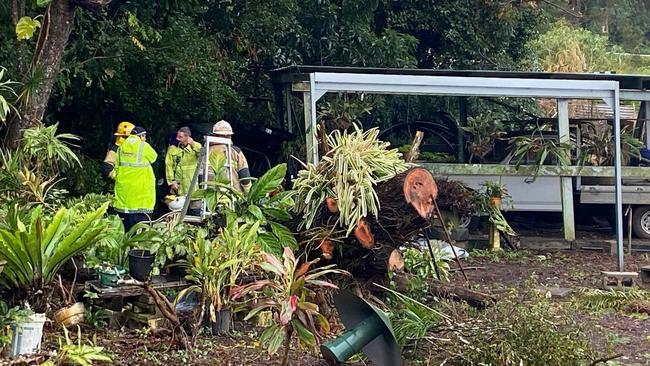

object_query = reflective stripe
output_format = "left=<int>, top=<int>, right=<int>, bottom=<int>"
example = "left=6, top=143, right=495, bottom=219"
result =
left=114, top=208, right=153, bottom=214
left=136, top=140, right=145, bottom=163
left=119, top=162, right=150, bottom=167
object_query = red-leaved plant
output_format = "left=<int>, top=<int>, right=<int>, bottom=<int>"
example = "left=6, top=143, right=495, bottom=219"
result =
left=231, top=247, right=348, bottom=366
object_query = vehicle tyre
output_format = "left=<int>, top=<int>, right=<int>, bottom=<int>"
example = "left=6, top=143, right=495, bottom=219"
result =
left=632, top=206, right=650, bottom=239
left=459, top=214, right=479, bottom=232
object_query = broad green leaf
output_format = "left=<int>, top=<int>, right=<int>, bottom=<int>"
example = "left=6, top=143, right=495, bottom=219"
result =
left=243, top=301, right=274, bottom=321
left=261, top=207, right=291, bottom=222
left=265, top=324, right=286, bottom=355
left=248, top=164, right=286, bottom=201
left=36, top=0, right=52, bottom=7
left=16, top=16, right=41, bottom=40
left=269, top=222, right=297, bottom=249
left=258, top=232, right=282, bottom=255
left=248, top=205, right=265, bottom=222
left=292, top=319, right=316, bottom=346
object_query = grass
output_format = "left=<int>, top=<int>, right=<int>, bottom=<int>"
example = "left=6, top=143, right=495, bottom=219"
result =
left=470, top=248, right=525, bottom=262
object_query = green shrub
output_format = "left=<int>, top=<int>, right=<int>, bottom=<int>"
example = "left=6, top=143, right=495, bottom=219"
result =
left=460, top=291, right=594, bottom=365
left=388, top=284, right=596, bottom=366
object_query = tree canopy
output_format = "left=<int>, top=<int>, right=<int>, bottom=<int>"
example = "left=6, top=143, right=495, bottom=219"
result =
left=0, top=0, right=647, bottom=161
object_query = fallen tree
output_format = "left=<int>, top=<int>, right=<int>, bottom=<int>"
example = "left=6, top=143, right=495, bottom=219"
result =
left=291, top=127, right=439, bottom=275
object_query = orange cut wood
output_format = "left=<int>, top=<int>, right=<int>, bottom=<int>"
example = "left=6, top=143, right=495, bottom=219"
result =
left=402, top=168, right=437, bottom=219
left=388, top=249, right=404, bottom=271
left=354, top=219, right=375, bottom=249
left=325, top=197, right=339, bottom=213
left=319, top=240, right=335, bottom=260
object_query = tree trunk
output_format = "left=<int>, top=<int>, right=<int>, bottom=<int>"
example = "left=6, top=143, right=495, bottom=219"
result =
left=6, top=0, right=112, bottom=146
left=6, top=0, right=75, bottom=146
left=11, top=0, right=27, bottom=76
left=362, top=167, right=436, bottom=249
left=391, top=272, right=496, bottom=309
left=21, top=0, right=76, bottom=126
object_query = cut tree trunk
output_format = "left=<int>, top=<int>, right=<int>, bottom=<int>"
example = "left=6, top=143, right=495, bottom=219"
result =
left=391, top=272, right=495, bottom=309
left=364, top=167, right=436, bottom=247
left=304, top=167, right=438, bottom=276
left=427, top=279, right=496, bottom=309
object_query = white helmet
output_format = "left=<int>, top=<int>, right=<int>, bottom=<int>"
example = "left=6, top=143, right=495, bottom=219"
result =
left=212, top=120, right=234, bottom=136
left=166, top=196, right=186, bottom=211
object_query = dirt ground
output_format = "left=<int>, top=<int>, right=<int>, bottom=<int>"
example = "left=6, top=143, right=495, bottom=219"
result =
left=455, top=246, right=650, bottom=366
left=83, top=249, right=650, bottom=365
left=9, top=230, right=650, bottom=366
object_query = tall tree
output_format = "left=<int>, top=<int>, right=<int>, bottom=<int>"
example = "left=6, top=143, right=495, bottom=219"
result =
left=5, top=0, right=111, bottom=146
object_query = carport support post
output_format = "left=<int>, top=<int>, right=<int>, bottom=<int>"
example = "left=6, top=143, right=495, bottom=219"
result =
left=303, top=91, right=318, bottom=164
left=558, top=99, right=576, bottom=242
left=613, top=89, right=624, bottom=272
left=458, top=97, right=467, bottom=162
left=639, top=100, right=650, bottom=148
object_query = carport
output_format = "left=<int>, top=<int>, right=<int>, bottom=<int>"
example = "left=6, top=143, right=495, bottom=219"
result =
left=271, top=66, right=650, bottom=271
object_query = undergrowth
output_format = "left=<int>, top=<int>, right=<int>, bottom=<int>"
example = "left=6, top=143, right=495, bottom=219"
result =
left=572, top=287, right=650, bottom=315
left=388, top=279, right=599, bottom=366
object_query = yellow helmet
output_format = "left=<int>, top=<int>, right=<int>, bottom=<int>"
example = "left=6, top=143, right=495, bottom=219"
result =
left=114, top=121, right=135, bottom=136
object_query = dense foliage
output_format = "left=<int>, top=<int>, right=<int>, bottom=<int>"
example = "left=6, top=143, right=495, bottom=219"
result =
left=0, top=0, right=549, bottom=157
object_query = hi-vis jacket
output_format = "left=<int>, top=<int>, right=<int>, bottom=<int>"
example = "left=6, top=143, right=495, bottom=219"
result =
left=113, top=135, right=158, bottom=213
left=165, top=141, right=201, bottom=195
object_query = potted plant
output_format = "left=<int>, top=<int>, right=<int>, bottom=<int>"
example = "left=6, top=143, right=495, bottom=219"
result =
left=231, top=247, right=348, bottom=366
left=462, top=112, right=505, bottom=163
left=0, top=300, right=33, bottom=357
left=128, top=249, right=156, bottom=282
left=0, top=203, right=108, bottom=355
left=53, top=272, right=85, bottom=328
left=150, top=222, right=197, bottom=281
left=509, top=133, right=573, bottom=181
left=86, top=216, right=162, bottom=283
left=579, top=125, right=642, bottom=167
left=96, top=265, right=126, bottom=287
left=482, top=181, right=509, bottom=207
left=176, top=219, right=261, bottom=335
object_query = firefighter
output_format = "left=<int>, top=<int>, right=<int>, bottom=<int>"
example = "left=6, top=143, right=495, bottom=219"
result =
left=113, top=126, right=158, bottom=231
left=102, top=121, right=135, bottom=179
left=165, top=126, right=201, bottom=195
left=209, top=120, right=252, bottom=194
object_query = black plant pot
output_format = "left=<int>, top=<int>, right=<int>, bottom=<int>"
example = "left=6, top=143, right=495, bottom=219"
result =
left=128, top=249, right=155, bottom=282
left=210, top=308, right=232, bottom=335
left=166, top=264, right=187, bottom=281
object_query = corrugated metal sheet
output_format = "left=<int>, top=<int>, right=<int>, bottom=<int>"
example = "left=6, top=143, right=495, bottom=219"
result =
left=572, top=102, right=638, bottom=119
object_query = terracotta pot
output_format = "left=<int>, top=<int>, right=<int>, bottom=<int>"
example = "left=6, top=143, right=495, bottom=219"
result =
left=53, top=302, right=85, bottom=328
left=490, top=196, right=502, bottom=207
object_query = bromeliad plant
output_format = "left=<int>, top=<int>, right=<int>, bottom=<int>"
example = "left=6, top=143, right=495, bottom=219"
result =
left=509, top=133, right=573, bottom=181
left=0, top=203, right=109, bottom=312
left=231, top=247, right=349, bottom=366
left=177, top=219, right=261, bottom=335
left=462, top=112, right=505, bottom=163
left=579, top=125, right=642, bottom=166
left=293, top=125, right=408, bottom=235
